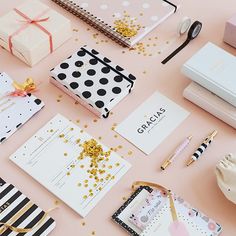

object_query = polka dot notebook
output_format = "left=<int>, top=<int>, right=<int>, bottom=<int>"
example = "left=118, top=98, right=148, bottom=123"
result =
left=0, top=72, right=44, bottom=144
left=51, top=0, right=179, bottom=47
left=50, top=45, right=136, bottom=118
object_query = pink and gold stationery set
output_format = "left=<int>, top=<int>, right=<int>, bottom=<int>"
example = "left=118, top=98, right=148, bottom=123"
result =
left=0, top=0, right=235, bottom=235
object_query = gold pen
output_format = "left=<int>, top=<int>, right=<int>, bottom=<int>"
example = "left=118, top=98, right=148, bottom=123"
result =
left=187, top=130, right=218, bottom=166
left=161, top=136, right=192, bottom=170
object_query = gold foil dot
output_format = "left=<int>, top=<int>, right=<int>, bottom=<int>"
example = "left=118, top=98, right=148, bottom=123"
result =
left=76, top=139, right=81, bottom=144
left=59, top=134, right=65, bottom=138
left=108, top=165, right=112, bottom=169
left=84, top=184, right=88, bottom=188
left=83, top=195, right=88, bottom=199
left=122, top=197, right=127, bottom=201
left=66, top=172, right=70, bottom=176
left=64, top=139, right=68, bottom=143
left=115, top=163, right=120, bottom=167
left=118, top=145, right=122, bottom=149
left=128, top=151, right=133, bottom=155
left=92, top=231, right=96, bottom=235
left=50, top=129, right=54, bottom=132
left=114, top=134, right=118, bottom=138
left=76, top=119, right=80, bottom=123
left=98, top=187, right=102, bottom=191
left=82, top=222, right=86, bottom=226
left=84, top=180, right=88, bottom=183
left=70, top=127, right=74, bottom=131
left=84, top=125, right=88, bottom=128
left=57, top=99, right=60, bottom=102
left=89, top=193, right=94, bottom=197
left=70, top=164, right=75, bottom=168
left=77, top=183, right=82, bottom=187
left=80, top=130, right=84, bottom=133
left=64, top=153, right=68, bottom=156
left=98, top=136, right=102, bottom=140
left=80, top=165, right=84, bottom=169
left=93, top=119, right=98, bottom=123
left=93, top=183, right=97, bottom=187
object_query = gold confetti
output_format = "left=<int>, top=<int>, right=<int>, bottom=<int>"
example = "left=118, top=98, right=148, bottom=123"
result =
left=122, top=197, right=127, bottom=201
left=57, top=99, right=60, bottom=102
left=93, top=119, right=98, bottom=123
left=50, top=129, right=54, bottom=132
left=76, top=139, right=81, bottom=144
left=59, top=134, right=65, bottom=138
left=66, top=172, right=70, bottom=176
left=84, top=124, right=88, bottom=128
left=91, top=231, right=96, bottom=235
left=80, top=130, right=84, bottom=133
left=77, top=183, right=82, bottom=187
left=70, top=127, right=74, bottom=131
left=114, top=134, right=118, bottom=138
left=82, top=221, right=86, bottom=226
left=128, top=151, right=133, bottom=155
left=98, top=136, right=102, bottom=140
left=83, top=195, right=88, bottom=199
left=118, top=145, right=123, bottom=149
left=64, top=152, right=68, bottom=156
left=76, top=119, right=80, bottom=123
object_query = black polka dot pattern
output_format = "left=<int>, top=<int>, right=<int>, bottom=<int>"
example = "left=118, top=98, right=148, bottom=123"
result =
left=82, top=91, right=91, bottom=99
left=58, top=73, right=66, bottom=80
left=60, top=63, right=69, bottom=69
left=72, top=71, right=81, bottom=78
left=70, top=82, right=79, bottom=89
left=97, top=89, right=106, bottom=96
left=51, top=46, right=136, bottom=117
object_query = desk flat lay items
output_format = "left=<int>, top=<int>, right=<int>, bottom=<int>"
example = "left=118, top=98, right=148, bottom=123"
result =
left=0, top=178, right=56, bottom=235
left=50, top=45, right=136, bottom=118
left=51, top=0, right=179, bottom=47
left=1, top=0, right=236, bottom=235
left=9, top=114, right=131, bottom=217
left=0, top=0, right=72, bottom=66
left=0, top=72, right=44, bottom=144
left=112, top=182, right=222, bottom=236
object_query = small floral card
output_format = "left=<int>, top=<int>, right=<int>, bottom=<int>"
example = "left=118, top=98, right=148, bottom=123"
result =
left=134, top=190, right=222, bottom=236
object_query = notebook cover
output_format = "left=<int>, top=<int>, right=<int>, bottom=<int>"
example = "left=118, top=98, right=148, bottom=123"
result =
left=0, top=178, right=56, bottom=235
left=0, top=72, right=44, bottom=144
left=51, top=0, right=179, bottom=47
left=50, top=45, right=136, bottom=118
left=183, top=82, right=236, bottom=129
left=10, top=114, right=131, bottom=217
left=182, top=42, right=236, bottom=107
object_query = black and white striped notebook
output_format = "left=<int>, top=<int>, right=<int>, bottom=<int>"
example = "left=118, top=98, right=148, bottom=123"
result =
left=0, top=178, right=56, bottom=236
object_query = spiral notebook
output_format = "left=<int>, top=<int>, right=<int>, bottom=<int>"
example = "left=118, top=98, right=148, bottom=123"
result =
left=51, top=0, right=179, bottom=47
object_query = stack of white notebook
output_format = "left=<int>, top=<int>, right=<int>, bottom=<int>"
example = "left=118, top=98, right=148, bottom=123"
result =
left=182, top=42, right=236, bottom=129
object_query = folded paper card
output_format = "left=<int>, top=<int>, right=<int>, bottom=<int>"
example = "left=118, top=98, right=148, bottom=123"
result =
left=0, top=72, right=44, bottom=144
left=112, top=185, right=222, bottom=236
left=0, top=0, right=71, bottom=66
left=0, top=177, right=56, bottom=235
left=115, top=91, right=189, bottom=154
left=50, top=45, right=136, bottom=118
left=183, top=82, right=236, bottom=129
left=182, top=42, right=236, bottom=107
left=9, top=114, right=131, bottom=217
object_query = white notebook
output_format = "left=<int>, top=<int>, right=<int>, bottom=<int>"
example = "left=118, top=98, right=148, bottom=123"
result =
left=51, top=0, right=179, bottom=47
left=9, top=114, right=131, bottom=217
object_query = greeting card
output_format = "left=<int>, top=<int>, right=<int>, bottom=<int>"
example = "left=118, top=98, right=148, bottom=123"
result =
left=115, top=91, right=189, bottom=154
left=0, top=178, right=56, bottom=235
left=10, top=114, right=131, bottom=217
left=0, top=72, right=44, bottom=144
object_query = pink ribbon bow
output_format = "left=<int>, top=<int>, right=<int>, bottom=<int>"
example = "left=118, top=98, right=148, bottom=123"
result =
left=8, top=8, right=53, bottom=55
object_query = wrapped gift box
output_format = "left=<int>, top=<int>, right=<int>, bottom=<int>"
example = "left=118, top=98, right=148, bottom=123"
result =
left=0, top=0, right=72, bottom=66
left=50, top=46, right=136, bottom=118
left=224, top=14, right=236, bottom=48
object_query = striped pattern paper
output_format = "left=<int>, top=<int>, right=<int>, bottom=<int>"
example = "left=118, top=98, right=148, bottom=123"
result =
left=0, top=178, right=56, bottom=236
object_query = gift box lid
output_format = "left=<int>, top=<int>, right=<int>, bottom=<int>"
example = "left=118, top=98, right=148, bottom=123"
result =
left=50, top=45, right=136, bottom=116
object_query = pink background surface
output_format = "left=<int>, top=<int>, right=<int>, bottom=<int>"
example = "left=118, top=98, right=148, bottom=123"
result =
left=0, top=0, right=236, bottom=235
